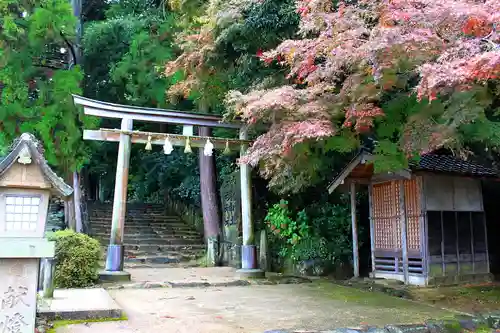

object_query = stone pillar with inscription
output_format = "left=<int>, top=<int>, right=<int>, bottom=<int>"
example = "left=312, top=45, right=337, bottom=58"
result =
left=220, top=171, right=242, bottom=268
left=0, top=133, right=73, bottom=333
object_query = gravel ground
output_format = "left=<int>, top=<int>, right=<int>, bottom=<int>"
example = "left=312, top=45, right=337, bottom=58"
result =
left=56, top=281, right=454, bottom=333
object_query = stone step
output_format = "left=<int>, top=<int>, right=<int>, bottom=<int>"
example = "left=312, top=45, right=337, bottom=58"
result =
left=89, top=209, right=171, bottom=213
left=91, top=232, right=201, bottom=240
left=122, top=248, right=204, bottom=257
left=90, top=222, right=186, bottom=227
left=89, top=216, right=182, bottom=222
left=91, top=214, right=171, bottom=219
left=102, top=247, right=205, bottom=261
left=90, top=223, right=193, bottom=231
left=122, top=243, right=205, bottom=252
left=89, top=205, right=166, bottom=210
left=90, top=210, right=168, bottom=214
left=91, top=221, right=183, bottom=226
left=124, top=251, right=203, bottom=261
left=101, top=245, right=205, bottom=257
left=90, top=221, right=191, bottom=227
left=90, top=228, right=196, bottom=236
left=94, top=237, right=202, bottom=246
left=89, top=205, right=166, bottom=209
left=124, top=254, right=201, bottom=264
left=90, top=201, right=204, bottom=264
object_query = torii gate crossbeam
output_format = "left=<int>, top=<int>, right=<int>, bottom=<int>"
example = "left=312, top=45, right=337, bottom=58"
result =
left=73, top=95, right=263, bottom=280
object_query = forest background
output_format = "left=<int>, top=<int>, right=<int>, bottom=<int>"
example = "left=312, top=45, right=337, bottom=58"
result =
left=0, top=0, right=498, bottom=272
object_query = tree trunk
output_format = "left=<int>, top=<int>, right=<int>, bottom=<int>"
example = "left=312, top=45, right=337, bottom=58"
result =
left=198, top=126, right=222, bottom=266
left=64, top=172, right=77, bottom=230
left=70, top=0, right=82, bottom=232
left=74, top=171, right=83, bottom=232
left=65, top=197, right=76, bottom=230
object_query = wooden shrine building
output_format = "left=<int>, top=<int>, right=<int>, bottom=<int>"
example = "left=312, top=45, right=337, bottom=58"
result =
left=328, top=149, right=498, bottom=286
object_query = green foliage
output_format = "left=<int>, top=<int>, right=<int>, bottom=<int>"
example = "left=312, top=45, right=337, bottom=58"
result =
left=128, top=148, right=201, bottom=204
left=83, top=3, right=197, bottom=202
left=264, top=200, right=309, bottom=260
left=48, top=230, right=101, bottom=288
left=296, top=198, right=355, bottom=267
left=265, top=195, right=359, bottom=272
left=110, top=13, right=177, bottom=107
left=0, top=0, right=95, bottom=172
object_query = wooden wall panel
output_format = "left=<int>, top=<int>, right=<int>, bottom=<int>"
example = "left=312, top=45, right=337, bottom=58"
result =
left=372, top=181, right=401, bottom=250
left=404, top=178, right=422, bottom=251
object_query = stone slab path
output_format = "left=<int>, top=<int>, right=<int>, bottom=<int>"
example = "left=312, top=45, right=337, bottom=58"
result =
left=57, top=281, right=455, bottom=333
left=38, top=288, right=123, bottom=320
left=130, top=266, right=239, bottom=284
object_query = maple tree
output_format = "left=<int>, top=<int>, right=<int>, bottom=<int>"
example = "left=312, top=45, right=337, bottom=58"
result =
left=224, top=0, right=499, bottom=188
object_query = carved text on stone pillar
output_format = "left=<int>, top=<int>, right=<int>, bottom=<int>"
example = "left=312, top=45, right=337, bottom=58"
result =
left=0, top=259, right=38, bottom=333
left=1, top=287, right=29, bottom=310
left=0, top=285, right=30, bottom=332
left=0, top=313, right=28, bottom=333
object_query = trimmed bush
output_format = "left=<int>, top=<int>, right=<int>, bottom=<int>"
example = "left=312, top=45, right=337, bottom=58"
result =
left=48, top=230, right=101, bottom=288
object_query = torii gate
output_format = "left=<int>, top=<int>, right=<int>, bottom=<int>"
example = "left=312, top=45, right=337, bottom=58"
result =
left=72, top=95, right=263, bottom=280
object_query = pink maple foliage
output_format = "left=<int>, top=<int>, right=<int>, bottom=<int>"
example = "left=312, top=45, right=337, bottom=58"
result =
left=226, top=0, right=500, bottom=182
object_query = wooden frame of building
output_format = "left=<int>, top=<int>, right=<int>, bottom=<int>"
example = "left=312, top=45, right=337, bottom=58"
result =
left=328, top=150, right=498, bottom=286
left=73, top=95, right=263, bottom=280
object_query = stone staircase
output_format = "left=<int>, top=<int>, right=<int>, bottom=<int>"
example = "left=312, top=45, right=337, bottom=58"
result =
left=88, top=202, right=205, bottom=264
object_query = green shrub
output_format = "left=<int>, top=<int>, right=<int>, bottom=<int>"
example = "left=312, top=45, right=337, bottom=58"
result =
left=265, top=195, right=362, bottom=274
left=264, top=200, right=309, bottom=260
left=48, top=230, right=101, bottom=288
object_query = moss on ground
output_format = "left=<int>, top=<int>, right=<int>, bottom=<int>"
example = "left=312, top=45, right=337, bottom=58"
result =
left=408, top=283, right=500, bottom=313
left=304, top=280, right=457, bottom=324
left=332, top=277, right=500, bottom=315
left=46, top=315, right=128, bottom=333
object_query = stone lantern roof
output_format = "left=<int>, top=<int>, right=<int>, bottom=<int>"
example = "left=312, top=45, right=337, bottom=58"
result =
left=0, top=133, right=73, bottom=198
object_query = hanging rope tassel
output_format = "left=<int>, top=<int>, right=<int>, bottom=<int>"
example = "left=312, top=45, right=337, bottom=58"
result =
left=145, top=135, right=153, bottom=151
left=223, top=140, right=231, bottom=155
left=203, top=138, right=214, bottom=156
left=163, top=136, right=173, bottom=155
left=184, top=137, right=192, bottom=153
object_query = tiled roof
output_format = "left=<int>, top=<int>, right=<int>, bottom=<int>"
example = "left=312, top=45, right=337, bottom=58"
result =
left=410, top=154, right=498, bottom=177
left=0, top=133, right=73, bottom=197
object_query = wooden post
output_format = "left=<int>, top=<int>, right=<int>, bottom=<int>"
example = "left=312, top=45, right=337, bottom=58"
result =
left=419, top=176, right=429, bottom=280
left=440, top=211, right=446, bottom=276
left=483, top=214, right=490, bottom=274
left=368, top=184, right=375, bottom=274
left=238, top=127, right=262, bottom=277
left=455, top=212, right=460, bottom=275
left=470, top=212, right=475, bottom=273
left=350, top=182, right=359, bottom=278
left=400, top=181, right=409, bottom=284
left=105, top=118, right=133, bottom=273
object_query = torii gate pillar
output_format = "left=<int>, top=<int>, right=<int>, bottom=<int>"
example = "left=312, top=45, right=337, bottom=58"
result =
left=101, top=118, right=133, bottom=281
left=237, top=127, right=264, bottom=278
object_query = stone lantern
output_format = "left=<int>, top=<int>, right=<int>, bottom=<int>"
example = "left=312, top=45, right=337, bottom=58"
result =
left=0, top=133, right=73, bottom=333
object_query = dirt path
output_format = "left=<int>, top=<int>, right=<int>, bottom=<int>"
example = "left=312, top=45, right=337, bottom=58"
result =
left=57, top=282, right=454, bottom=333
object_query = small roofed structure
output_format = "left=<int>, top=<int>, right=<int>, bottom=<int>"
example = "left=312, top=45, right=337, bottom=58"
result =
left=0, top=133, right=73, bottom=239
left=328, top=149, right=498, bottom=286
left=0, top=133, right=73, bottom=198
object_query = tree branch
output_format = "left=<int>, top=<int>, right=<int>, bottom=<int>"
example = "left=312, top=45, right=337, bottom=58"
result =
left=59, top=31, right=78, bottom=66
left=34, top=64, right=67, bottom=70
